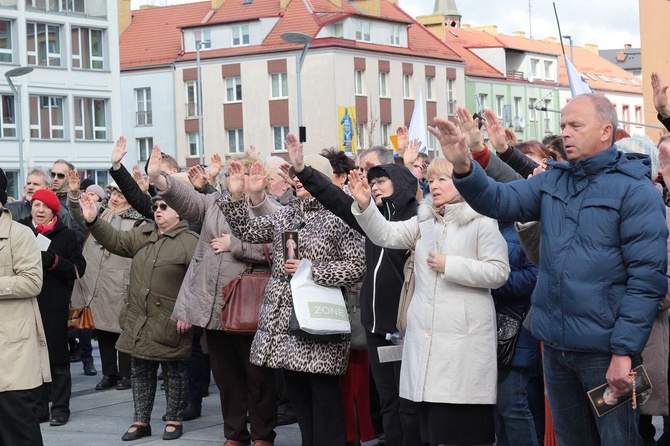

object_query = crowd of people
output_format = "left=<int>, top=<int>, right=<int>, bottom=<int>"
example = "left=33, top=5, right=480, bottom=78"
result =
left=5, top=73, right=670, bottom=446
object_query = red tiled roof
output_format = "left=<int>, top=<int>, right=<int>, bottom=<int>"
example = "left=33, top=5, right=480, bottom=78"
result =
left=121, top=0, right=463, bottom=70
left=120, top=1, right=212, bottom=69
left=440, top=28, right=504, bottom=78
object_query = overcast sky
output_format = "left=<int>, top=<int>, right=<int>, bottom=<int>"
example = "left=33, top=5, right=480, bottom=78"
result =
left=132, top=0, right=640, bottom=51
left=398, top=0, right=640, bottom=50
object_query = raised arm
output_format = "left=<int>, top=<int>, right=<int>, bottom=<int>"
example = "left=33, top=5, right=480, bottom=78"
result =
left=109, top=136, right=153, bottom=219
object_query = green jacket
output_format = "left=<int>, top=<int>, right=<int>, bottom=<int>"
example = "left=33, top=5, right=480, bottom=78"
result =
left=88, top=217, right=198, bottom=361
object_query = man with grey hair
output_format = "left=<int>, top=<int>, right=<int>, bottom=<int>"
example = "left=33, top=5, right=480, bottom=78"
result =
left=356, top=146, right=394, bottom=175
left=433, top=94, right=668, bottom=445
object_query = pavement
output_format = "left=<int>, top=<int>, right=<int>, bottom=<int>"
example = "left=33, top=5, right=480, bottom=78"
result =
left=40, top=340, right=302, bottom=446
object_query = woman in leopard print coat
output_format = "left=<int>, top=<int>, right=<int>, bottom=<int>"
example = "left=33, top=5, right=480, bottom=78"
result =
left=218, top=155, right=365, bottom=446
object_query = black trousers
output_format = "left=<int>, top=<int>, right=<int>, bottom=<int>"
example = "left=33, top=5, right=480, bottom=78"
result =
left=284, top=369, right=346, bottom=446
left=366, top=330, right=425, bottom=446
left=34, top=361, right=71, bottom=419
left=206, top=329, right=277, bottom=443
left=97, top=330, right=131, bottom=377
left=0, top=389, right=44, bottom=446
left=186, top=328, right=204, bottom=404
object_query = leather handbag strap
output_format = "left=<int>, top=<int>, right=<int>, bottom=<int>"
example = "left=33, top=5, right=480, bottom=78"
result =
left=262, top=244, right=272, bottom=266
left=74, top=265, right=94, bottom=307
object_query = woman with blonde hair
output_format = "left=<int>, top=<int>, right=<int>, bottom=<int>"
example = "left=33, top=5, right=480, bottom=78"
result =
left=349, top=157, right=510, bottom=446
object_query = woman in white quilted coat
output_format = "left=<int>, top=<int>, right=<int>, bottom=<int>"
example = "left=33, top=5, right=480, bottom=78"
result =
left=350, top=158, right=510, bottom=446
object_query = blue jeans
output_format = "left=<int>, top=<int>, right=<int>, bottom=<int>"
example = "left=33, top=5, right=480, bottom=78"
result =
left=495, top=367, right=540, bottom=446
left=543, top=346, right=642, bottom=446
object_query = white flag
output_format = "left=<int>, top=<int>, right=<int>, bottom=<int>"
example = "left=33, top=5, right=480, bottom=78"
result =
left=564, top=54, right=593, bottom=97
left=408, top=90, right=429, bottom=154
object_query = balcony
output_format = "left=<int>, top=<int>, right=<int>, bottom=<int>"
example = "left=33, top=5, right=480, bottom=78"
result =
left=506, top=70, right=524, bottom=80
left=25, top=0, right=107, bottom=17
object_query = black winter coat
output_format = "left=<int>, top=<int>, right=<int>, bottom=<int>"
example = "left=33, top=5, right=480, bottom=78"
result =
left=296, top=163, right=418, bottom=336
left=19, top=217, right=86, bottom=365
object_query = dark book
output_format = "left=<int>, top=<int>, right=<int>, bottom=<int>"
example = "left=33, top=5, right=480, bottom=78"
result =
left=587, top=364, right=652, bottom=417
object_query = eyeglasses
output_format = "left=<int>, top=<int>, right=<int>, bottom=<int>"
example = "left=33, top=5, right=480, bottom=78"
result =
left=369, top=176, right=389, bottom=188
left=50, top=171, right=66, bottom=179
left=151, top=203, right=169, bottom=212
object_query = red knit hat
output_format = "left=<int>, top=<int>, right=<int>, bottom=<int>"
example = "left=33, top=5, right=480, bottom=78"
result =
left=32, top=189, right=61, bottom=214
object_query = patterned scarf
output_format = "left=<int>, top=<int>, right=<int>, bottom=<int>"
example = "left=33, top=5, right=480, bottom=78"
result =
left=35, top=215, right=58, bottom=234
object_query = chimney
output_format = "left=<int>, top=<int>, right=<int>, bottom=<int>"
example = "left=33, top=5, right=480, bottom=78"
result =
left=351, top=0, right=380, bottom=17
left=473, top=25, right=497, bottom=36
left=211, top=0, right=224, bottom=9
left=462, top=23, right=471, bottom=30
left=118, top=0, right=132, bottom=36
left=616, top=52, right=626, bottom=62
left=514, top=30, right=525, bottom=38
left=624, top=43, right=632, bottom=49
left=329, top=0, right=341, bottom=6
left=585, top=43, right=599, bottom=54
left=280, top=0, right=290, bottom=9
left=545, top=36, right=557, bottom=43
left=387, top=0, right=398, bottom=4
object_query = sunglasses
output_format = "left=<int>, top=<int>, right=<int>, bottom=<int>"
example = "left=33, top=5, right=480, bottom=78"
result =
left=151, top=203, right=169, bottom=212
left=50, top=171, right=66, bottom=179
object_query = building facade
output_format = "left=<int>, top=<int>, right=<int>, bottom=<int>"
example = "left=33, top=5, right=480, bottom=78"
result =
left=0, top=0, right=122, bottom=199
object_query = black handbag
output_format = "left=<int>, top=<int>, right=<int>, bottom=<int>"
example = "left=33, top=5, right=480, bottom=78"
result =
left=497, top=307, right=525, bottom=367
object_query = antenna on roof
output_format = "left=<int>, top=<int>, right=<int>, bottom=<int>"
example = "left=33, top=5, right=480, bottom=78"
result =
left=528, top=0, right=532, bottom=39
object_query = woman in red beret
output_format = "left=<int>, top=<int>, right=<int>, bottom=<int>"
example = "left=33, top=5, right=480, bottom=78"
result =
left=19, top=188, right=86, bottom=427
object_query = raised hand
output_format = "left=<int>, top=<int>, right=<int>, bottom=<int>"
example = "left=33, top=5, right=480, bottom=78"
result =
left=396, top=126, right=409, bottom=156
left=188, top=165, right=208, bottom=190
left=404, top=138, right=420, bottom=166
left=456, top=107, right=482, bottom=152
left=132, top=165, right=149, bottom=194
left=347, top=169, right=372, bottom=210
left=659, top=140, right=670, bottom=181
left=652, top=72, right=670, bottom=119
left=284, top=133, right=304, bottom=172
left=227, top=161, right=246, bottom=201
left=146, top=145, right=163, bottom=180
left=483, top=109, right=508, bottom=154
left=67, top=170, right=80, bottom=195
left=248, top=160, right=267, bottom=195
left=247, top=144, right=258, bottom=158
left=79, top=193, right=98, bottom=222
left=111, top=136, right=127, bottom=169
left=429, top=115, right=471, bottom=174
left=208, top=153, right=223, bottom=184
left=277, top=163, right=296, bottom=189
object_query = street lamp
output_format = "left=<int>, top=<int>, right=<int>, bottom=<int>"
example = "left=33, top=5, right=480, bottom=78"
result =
left=281, top=32, right=313, bottom=143
left=196, top=39, right=210, bottom=166
left=562, top=35, right=574, bottom=63
left=5, top=66, right=34, bottom=188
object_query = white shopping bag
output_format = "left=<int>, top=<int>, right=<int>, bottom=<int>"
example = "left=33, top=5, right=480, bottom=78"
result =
left=289, top=259, right=351, bottom=335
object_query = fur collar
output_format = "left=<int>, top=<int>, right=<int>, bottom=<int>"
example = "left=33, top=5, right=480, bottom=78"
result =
left=417, top=196, right=482, bottom=226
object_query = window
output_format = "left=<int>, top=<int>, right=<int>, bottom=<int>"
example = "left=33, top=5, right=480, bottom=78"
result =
left=273, top=126, right=289, bottom=151
left=232, top=24, right=249, bottom=46
left=584, top=73, right=598, bottom=81
left=71, top=27, right=103, bottom=70
left=428, top=132, right=437, bottom=153
left=530, top=58, right=539, bottom=78
left=228, top=129, right=244, bottom=154
left=380, top=123, right=389, bottom=146
left=333, top=22, right=343, bottom=38
left=0, top=94, right=15, bottom=138
left=424, top=77, right=434, bottom=100
left=226, top=76, right=242, bottom=102
left=0, top=20, right=13, bottom=63
left=544, top=99, right=552, bottom=133
left=622, top=105, right=630, bottom=133
left=402, top=74, right=412, bottom=99
left=477, top=93, right=488, bottom=110
left=271, top=73, right=288, bottom=99
left=135, top=88, right=152, bottom=126
left=596, top=74, right=611, bottom=83
left=390, top=25, right=401, bottom=46
left=528, top=98, right=537, bottom=122
left=355, top=21, right=371, bottom=42
left=513, top=97, right=522, bottom=131
left=185, top=80, right=198, bottom=117
left=61, top=0, right=86, bottom=13
left=613, top=76, right=627, bottom=85
left=27, top=22, right=61, bottom=67
left=627, top=78, right=641, bottom=87
left=447, top=79, right=456, bottom=115
left=354, top=70, right=364, bottom=95
left=74, top=97, right=107, bottom=140
left=635, top=106, right=642, bottom=127
left=496, top=95, right=504, bottom=117
left=29, top=95, right=64, bottom=139
left=195, top=29, right=211, bottom=49
left=379, top=72, right=388, bottom=97
left=187, top=132, right=199, bottom=157
left=357, top=123, right=366, bottom=150
left=137, top=137, right=153, bottom=162
left=544, top=60, right=553, bottom=80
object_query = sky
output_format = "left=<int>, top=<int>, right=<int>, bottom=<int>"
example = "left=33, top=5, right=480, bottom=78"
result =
left=397, top=0, right=640, bottom=50
left=131, top=0, right=641, bottom=51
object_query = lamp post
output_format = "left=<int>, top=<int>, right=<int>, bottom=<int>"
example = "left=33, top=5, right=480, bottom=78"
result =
left=562, top=35, right=574, bottom=63
left=5, top=66, right=34, bottom=188
left=196, top=40, right=210, bottom=166
left=281, top=32, right=313, bottom=143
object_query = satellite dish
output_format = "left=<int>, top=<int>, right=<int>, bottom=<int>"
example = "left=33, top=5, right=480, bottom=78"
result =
left=527, top=72, right=535, bottom=83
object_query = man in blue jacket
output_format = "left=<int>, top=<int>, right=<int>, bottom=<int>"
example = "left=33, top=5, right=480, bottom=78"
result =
left=430, top=94, right=668, bottom=445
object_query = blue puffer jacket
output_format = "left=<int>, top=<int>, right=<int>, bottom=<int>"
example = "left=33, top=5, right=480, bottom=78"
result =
left=493, top=222, right=539, bottom=368
left=454, top=146, right=668, bottom=355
